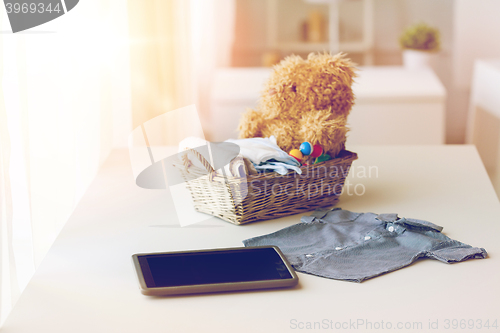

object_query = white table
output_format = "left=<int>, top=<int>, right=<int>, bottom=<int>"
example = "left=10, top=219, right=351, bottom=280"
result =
left=3, top=146, right=499, bottom=333
left=467, top=59, right=500, bottom=198
left=210, top=67, right=446, bottom=144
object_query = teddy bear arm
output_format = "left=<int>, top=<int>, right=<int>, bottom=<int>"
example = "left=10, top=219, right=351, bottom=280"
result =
left=298, top=115, right=348, bottom=158
left=238, top=108, right=265, bottom=139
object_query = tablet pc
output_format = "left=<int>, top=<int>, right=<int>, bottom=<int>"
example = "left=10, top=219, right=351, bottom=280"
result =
left=132, top=246, right=298, bottom=296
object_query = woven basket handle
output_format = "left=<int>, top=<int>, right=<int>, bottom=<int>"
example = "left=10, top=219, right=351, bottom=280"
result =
left=182, top=148, right=215, bottom=173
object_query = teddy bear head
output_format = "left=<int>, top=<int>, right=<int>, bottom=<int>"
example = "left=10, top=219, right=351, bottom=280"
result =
left=260, top=52, right=357, bottom=120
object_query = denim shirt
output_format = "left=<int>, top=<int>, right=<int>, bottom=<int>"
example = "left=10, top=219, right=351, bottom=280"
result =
left=243, top=208, right=487, bottom=282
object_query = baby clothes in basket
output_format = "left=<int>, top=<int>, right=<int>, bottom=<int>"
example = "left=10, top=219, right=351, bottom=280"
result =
left=180, top=136, right=301, bottom=176
left=226, top=136, right=301, bottom=175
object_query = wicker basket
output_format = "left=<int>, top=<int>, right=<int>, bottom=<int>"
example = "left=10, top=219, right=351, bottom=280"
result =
left=174, top=149, right=358, bottom=225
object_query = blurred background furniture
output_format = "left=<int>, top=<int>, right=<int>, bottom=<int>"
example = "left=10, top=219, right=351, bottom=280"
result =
left=467, top=59, right=500, bottom=198
left=349, top=66, right=445, bottom=144
left=266, top=0, right=374, bottom=65
left=210, top=66, right=446, bottom=145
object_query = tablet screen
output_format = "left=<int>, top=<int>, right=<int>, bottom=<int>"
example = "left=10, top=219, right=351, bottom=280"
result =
left=137, top=247, right=293, bottom=288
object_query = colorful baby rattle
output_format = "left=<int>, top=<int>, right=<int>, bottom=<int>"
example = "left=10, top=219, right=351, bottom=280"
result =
left=310, top=145, right=323, bottom=158
left=299, top=142, right=313, bottom=156
left=289, top=149, right=303, bottom=163
left=290, top=142, right=330, bottom=164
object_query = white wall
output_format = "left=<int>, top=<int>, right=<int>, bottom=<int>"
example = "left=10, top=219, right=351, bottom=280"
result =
left=452, top=0, right=500, bottom=90
left=448, top=0, right=500, bottom=143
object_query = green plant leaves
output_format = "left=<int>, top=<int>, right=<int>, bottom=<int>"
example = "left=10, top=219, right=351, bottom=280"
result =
left=399, top=23, right=440, bottom=52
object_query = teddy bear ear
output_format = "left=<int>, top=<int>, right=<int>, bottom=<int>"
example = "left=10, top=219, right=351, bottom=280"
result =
left=308, top=52, right=357, bottom=86
left=307, top=52, right=318, bottom=61
left=265, top=54, right=304, bottom=94
left=273, top=54, right=304, bottom=70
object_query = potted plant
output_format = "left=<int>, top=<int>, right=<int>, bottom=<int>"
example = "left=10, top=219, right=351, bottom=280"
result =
left=399, top=23, right=440, bottom=69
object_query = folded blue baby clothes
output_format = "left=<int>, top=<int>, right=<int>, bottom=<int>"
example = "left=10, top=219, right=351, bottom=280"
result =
left=253, top=160, right=302, bottom=175
left=243, top=208, right=487, bottom=282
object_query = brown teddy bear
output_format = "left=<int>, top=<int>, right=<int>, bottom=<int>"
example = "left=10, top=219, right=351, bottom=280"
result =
left=238, top=52, right=357, bottom=159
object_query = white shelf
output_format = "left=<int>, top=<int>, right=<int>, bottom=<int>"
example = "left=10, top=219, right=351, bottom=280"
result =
left=267, top=0, right=374, bottom=64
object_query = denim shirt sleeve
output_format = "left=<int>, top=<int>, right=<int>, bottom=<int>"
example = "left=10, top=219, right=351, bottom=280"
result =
left=428, top=240, right=488, bottom=263
left=394, top=218, right=487, bottom=262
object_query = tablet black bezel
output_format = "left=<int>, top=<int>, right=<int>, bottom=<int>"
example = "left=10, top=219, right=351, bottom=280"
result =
left=132, top=246, right=298, bottom=296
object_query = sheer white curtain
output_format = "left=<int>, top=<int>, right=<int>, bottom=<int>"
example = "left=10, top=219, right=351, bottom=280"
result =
left=191, top=0, right=236, bottom=132
left=0, top=0, right=131, bottom=324
left=128, top=0, right=235, bottom=136
left=0, top=0, right=234, bottom=325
